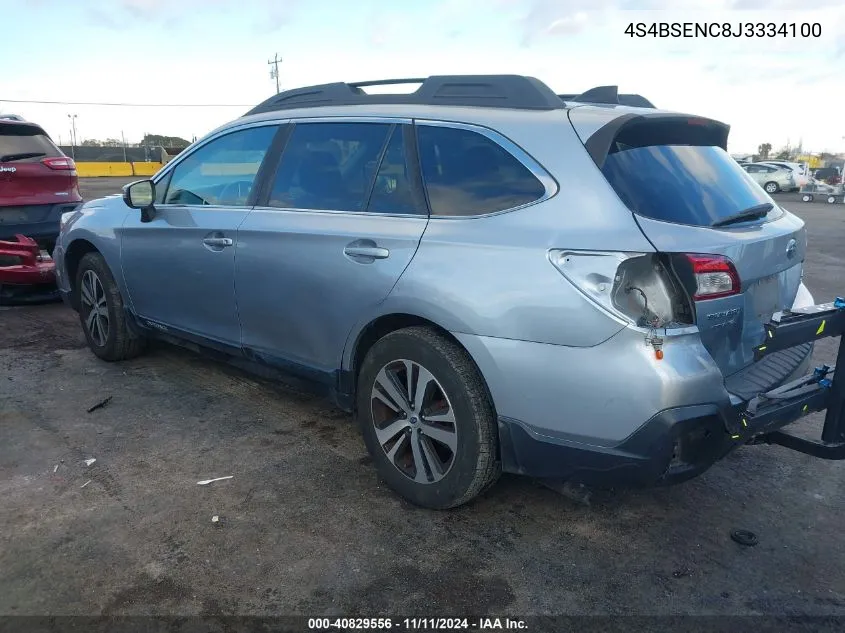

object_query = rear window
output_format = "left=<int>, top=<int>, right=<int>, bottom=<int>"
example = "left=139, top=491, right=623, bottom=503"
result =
left=601, top=144, right=775, bottom=226
left=0, top=124, right=62, bottom=162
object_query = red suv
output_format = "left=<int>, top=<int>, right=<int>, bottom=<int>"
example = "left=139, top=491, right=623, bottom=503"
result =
left=1, top=119, right=82, bottom=251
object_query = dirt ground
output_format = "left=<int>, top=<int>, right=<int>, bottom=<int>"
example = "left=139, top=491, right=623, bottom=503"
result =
left=1, top=179, right=844, bottom=617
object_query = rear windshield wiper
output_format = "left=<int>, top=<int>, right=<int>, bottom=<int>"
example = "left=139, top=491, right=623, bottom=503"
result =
left=711, top=202, right=774, bottom=227
left=0, top=152, right=46, bottom=162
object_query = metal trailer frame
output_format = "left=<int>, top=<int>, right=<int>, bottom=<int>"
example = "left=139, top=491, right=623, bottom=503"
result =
left=800, top=182, right=845, bottom=204
left=733, top=297, right=845, bottom=459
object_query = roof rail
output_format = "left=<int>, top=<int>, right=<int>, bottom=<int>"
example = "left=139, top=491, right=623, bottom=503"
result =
left=243, top=75, right=567, bottom=116
left=558, top=85, right=656, bottom=109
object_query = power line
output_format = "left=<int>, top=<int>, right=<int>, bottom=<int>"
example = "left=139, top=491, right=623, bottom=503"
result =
left=0, top=98, right=252, bottom=107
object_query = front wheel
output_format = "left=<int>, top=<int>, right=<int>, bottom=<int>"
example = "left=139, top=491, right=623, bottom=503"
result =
left=356, top=327, right=500, bottom=509
left=802, top=194, right=813, bottom=203
left=764, top=181, right=780, bottom=194
left=827, top=196, right=837, bottom=204
left=75, top=252, right=147, bottom=361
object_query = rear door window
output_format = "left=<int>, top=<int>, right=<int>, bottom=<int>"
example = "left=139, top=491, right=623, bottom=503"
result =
left=601, top=144, right=777, bottom=226
left=416, top=125, right=546, bottom=216
left=0, top=124, right=63, bottom=162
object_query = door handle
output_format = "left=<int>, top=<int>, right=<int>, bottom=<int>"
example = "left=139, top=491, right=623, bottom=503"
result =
left=344, top=246, right=389, bottom=259
left=203, top=237, right=233, bottom=247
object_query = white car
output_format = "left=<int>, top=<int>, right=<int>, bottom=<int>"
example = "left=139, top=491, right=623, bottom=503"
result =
left=742, top=163, right=796, bottom=193
left=757, top=161, right=808, bottom=189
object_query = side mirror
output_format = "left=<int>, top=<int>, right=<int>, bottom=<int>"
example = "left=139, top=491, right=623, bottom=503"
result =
left=123, top=179, right=157, bottom=222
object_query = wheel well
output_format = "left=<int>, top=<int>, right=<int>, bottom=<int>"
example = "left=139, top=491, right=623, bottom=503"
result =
left=64, top=239, right=99, bottom=309
left=350, top=313, right=497, bottom=416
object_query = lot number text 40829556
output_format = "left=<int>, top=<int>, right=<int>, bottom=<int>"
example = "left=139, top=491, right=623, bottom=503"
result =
left=308, top=617, right=528, bottom=630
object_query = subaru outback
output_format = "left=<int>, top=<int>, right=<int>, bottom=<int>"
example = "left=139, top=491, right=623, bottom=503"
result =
left=54, top=76, right=844, bottom=509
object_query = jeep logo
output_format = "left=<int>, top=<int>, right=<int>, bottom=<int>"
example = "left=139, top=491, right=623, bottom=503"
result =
left=0, top=166, right=17, bottom=173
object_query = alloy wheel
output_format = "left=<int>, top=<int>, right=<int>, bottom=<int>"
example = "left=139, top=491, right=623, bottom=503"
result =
left=370, top=359, right=458, bottom=484
left=80, top=269, right=109, bottom=347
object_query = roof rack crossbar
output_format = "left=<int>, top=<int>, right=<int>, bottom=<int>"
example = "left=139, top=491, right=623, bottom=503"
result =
left=558, top=85, right=656, bottom=109
left=243, top=75, right=567, bottom=116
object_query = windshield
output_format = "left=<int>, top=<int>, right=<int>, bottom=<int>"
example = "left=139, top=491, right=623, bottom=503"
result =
left=601, top=144, right=777, bottom=226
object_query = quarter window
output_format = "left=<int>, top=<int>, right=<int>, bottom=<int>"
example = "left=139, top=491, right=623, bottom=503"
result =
left=268, top=122, right=393, bottom=212
left=416, top=125, right=546, bottom=216
left=162, top=125, right=277, bottom=207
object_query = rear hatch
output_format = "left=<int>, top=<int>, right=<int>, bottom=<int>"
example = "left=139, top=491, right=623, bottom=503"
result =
left=0, top=121, right=79, bottom=211
left=585, top=113, right=805, bottom=378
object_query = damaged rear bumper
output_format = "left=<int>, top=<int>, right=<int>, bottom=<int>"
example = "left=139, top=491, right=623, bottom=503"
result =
left=0, top=234, right=59, bottom=305
left=499, top=297, right=845, bottom=485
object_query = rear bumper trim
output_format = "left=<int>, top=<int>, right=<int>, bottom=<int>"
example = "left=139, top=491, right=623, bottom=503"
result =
left=498, top=404, right=735, bottom=487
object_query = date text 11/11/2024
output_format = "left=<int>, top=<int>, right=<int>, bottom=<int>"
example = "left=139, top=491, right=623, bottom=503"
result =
left=625, top=22, right=822, bottom=38
left=308, top=617, right=528, bottom=630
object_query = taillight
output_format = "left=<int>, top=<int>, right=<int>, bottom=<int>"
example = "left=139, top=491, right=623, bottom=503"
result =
left=41, top=157, right=76, bottom=170
left=686, top=254, right=740, bottom=300
left=549, top=250, right=694, bottom=328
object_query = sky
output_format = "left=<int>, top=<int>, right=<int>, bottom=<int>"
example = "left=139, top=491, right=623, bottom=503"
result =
left=2, top=0, right=843, bottom=155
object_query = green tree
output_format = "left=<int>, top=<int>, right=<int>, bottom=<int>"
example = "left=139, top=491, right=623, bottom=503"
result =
left=80, top=139, right=102, bottom=147
left=143, top=134, right=190, bottom=147
left=757, top=142, right=772, bottom=159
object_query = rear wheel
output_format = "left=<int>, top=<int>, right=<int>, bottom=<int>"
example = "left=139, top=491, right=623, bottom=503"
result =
left=75, top=252, right=147, bottom=361
left=827, top=196, right=836, bottom=204
left=764, top=181, right=779, bottom=194
left=357, top=326, right=500, bottom=509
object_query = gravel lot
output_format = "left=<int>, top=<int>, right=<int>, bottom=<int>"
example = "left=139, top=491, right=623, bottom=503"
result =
left=1, top=179, right=844, bottom=617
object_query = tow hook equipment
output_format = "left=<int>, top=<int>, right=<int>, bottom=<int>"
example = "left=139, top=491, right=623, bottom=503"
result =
left=729, top=297, right=845, bottom=459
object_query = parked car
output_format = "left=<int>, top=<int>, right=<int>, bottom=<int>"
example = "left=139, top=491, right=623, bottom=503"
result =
left=812, top=167, right=842, bottom=186
left=0, top=118, right=82, bottom=251
left=741, top=162, right=795, bottom=193
left=757, top=161, right=809, bottom=189
left=55, top=75, right=817, bottom=509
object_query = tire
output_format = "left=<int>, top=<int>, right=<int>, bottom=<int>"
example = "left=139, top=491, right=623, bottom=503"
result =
left=75, top=252, right=147, bottom=362
left=764, top=181, right=779, bottom=194
left=802, top=194, right=812, bottom=203
left=356, top=326, right=500, bottom=509
left=827, top=196, right=836, bottom=204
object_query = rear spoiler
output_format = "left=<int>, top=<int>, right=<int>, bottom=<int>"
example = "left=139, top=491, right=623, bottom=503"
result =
left=580, top=112, right=730, bottom=169
left=558, top=86, right=656, bottom=109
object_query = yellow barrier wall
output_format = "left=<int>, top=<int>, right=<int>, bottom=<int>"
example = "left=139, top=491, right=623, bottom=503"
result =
left=75, top=162, right=163, bottom=177
left=132, top=162, right=163, bottom=176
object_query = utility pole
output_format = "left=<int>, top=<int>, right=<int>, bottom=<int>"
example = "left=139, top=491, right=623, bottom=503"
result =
left=121, top=130, right=127, bottom=163
left=267, top=53, right=282, bottom=94
left=67, top=114, right=78, bottom=160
